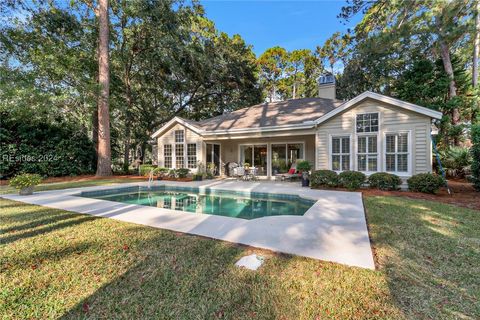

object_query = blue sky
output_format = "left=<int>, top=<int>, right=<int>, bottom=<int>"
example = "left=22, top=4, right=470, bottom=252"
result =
left=202, top=0, right=361, bottom=56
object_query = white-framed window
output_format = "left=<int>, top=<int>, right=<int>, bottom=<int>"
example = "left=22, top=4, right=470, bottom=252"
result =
left=356, top=113, right=379, bottom=133
left=175, top=130, right=184, bottom=143
left=164, top=144, right=172, bottom=168
left=385, top=133, right=409, bottom=173
left=187, top=143, right=197, bottom=169
left=357, top=135, right=378, bottom=172
left=331, top=136, right=350, bottom=171
left=175, top=144, right=184, bottom=168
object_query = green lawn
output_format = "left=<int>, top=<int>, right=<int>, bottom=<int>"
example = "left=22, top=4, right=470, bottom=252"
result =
left=0, top=177, right=145, bottom=195
left=0, top=195, right=478, bottom=319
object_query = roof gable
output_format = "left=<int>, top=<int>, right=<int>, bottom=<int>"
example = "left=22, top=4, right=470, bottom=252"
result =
left=314, top=91, right=442, bottom=125
left=151, top=117, right=202, bottom=138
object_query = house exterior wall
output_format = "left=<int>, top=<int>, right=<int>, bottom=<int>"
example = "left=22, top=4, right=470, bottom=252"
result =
left=315, top=98, right=432, bottom=176
left=207, top=135, right=316, bottom=176
left=157, top=123, right=203, bottom=171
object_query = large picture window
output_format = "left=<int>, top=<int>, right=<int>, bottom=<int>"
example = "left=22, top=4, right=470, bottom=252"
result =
left=357, top=136, right=378, bottom=172
left=164, top=144, right=172, bottom=168
left=331, top=136, right=350, bottom=171
left=175, top=144, right=184, bottom=168
left=386, top=133, right=409, bottom=173
left=187, top=143, right=197, bottom=169
left=356, top=113, right=379, bottom=133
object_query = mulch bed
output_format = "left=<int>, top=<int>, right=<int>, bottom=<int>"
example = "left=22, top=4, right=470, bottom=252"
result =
left=0, top=174, right=146, bottom=186
left=362, top=179, right=479, bottom=211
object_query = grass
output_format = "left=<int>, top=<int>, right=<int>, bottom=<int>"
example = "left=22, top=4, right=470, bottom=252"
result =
left=0, top=177, right=145, bottom=195
left=0, top=195, right=478, bottom=319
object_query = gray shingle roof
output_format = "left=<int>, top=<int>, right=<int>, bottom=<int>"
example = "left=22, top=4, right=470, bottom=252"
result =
left=188, top=97, right=343, bottom=131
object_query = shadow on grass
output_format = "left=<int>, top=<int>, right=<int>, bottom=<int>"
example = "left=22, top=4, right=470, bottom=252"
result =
left=60, top=231, right=294, bottom=320
left=365, top=196, right=480, bottom=319
left=0, top=215, right=97, bottom=245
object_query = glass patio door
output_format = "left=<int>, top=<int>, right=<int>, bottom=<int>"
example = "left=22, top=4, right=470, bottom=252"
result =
left=240, top=145, right=267, bottom=176
left=206, top=143, right=221, bottom=176
left=271, top=143, right=304, bottom=174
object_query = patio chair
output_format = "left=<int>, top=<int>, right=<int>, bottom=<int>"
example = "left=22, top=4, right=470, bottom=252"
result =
left=233, top=166, right=245, bottom=180
left=275, top=163, right=300, bottom=181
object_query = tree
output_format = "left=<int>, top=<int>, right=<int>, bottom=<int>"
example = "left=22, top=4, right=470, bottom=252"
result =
left=95, top=0, right=112, bottom=176
left=317, top=32, right=350, bottom=74
left=286, top=49, right=310, bottom=99
left=257, top=46, right=288, bottom=102
left=338, top=0, right=475, bottom=144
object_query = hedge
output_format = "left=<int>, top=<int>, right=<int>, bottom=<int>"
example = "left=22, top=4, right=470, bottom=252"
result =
left=338, top=171, right=366, bottom=190
left=368, top=172, right=402, bottom=191
left=310, top=170, right=339, bottom=188
left=0, top=111, right=96, bottom=178
left=407, top=173, right=445, bottom=194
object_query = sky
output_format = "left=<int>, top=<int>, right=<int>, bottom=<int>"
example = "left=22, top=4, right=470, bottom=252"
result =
left=202, top=0, right=361, bottom=56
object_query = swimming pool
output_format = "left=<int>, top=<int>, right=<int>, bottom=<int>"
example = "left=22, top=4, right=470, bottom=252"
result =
left=79, top=186, right=315, bottom=220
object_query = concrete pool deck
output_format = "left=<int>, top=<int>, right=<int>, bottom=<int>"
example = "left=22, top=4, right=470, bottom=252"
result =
left=1, top=180, right=375, bottom=269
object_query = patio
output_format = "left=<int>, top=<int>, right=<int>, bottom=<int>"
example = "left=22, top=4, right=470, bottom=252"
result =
left=2, top=180, right=375, bottom=269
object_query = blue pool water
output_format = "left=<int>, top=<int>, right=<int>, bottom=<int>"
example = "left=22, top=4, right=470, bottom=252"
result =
left=79, top=186, right=315, bottom=220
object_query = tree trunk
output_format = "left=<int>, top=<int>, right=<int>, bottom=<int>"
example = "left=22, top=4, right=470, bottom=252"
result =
left=474, top=0, right=480, bottom=88
left=473, top=0, right=480, bottom=122
left=439, top=41, right=460, bottom=125
left=91, top=105, right=98, bottom=153
left=96, top=0, right=112, bottom=176
left=123, top=124, right=130, bottom=173
left=292, top=82, right=296, bottom=99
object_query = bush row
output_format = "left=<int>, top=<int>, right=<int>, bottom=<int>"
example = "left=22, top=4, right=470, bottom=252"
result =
left=1, top=111, right=96, bottom=178
left=310, top=170, right=445, bottom=193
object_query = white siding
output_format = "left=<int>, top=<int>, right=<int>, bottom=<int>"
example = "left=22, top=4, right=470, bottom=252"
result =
left=316, top=99, right=433, bottom=176
left=157, top=123, right=203, bottom=170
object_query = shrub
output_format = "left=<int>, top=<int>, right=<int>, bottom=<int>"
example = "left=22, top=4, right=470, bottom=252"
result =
left=168, top=169, right=176, bottom=178
left=0, top=111, right=95, bottom=178
left=310, top=170, right=339, bottom=188
left=407, top=173, right=445, bottom=194
left=9, top=173, right=42, bottom=189
left=176, top=168, right=190, bottom=178
left=153, top=167, right=169, bottom=177
left=296, top=160, right=312, bottom=172
left=439, top=146, right=472, bottom=178
left=338, top=171, right=366, bottom=190
left=471, top=124, right=480, bottom=191
left=368, top=172, right=402, bottom=191
left=139, top=164, right=155, bottom=176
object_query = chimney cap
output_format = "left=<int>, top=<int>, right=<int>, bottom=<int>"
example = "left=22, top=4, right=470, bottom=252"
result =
left=318, top=73, right=335, bottom=85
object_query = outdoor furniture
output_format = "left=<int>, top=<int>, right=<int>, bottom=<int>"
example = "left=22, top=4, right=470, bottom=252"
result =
left=274, top=162, right=300, bottom=181
left=233, top=166, right=245, bottom=180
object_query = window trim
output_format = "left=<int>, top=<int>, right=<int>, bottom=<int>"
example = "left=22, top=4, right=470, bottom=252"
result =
left=355, top=112, right=379, bottom=134
left=328, top=134, right=352, bottom=172
left=355, top=133, right=379, bottom=174
left=174, top=129, right=185, bottom=143
left=175, top=143, right=185, bottom=169
left=383, top=130, right=412, bottom=176
left=164, top=144, right=172, bottom=168
left=187, top=143, right=197, bottom=169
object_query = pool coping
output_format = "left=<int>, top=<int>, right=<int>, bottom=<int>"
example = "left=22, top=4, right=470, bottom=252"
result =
left=1, top=180, right=375, bottom=269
